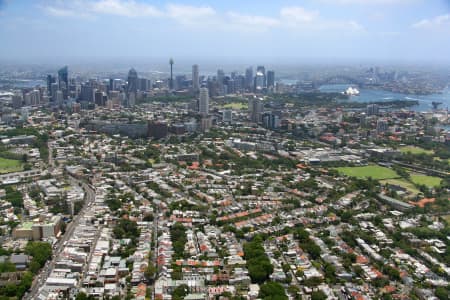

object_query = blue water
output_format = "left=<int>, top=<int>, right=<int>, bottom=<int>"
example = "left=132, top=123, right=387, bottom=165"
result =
left=12, top=80, right=46, bottom=88
left=319, top=84, right=450, bottom=112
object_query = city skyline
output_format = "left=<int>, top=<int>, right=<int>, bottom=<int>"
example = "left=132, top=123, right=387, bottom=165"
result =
left=0, top=0, right=449, bottom=63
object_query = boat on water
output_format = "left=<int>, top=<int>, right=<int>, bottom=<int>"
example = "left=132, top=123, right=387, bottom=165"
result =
left=342, top=87, right=360, bottom=96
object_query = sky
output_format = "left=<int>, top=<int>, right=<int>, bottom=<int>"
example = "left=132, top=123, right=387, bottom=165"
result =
left=0, top=0, right=449, bottom=65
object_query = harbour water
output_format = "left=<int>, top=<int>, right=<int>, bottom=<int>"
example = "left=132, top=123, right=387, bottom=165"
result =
left=319, top=84, right=450, bottom=112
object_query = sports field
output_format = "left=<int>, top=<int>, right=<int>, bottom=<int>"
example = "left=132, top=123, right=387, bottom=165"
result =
left=335, top=165, right=399, bottom=180
left=399, top=146, right=433, bottom=155
left=223, top=102, right=247, bottom=110
left=410, top=174, right=442, bottom=187
left=379, top=178, right=421, bottom=195
left=0, top=157, right=23, bottom=174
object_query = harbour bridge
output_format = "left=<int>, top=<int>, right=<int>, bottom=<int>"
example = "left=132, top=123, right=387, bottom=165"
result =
left=315, top=75, right=363, bottom=87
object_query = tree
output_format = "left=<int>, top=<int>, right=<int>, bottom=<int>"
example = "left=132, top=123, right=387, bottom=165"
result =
left=435, top=287, right=449, bottom=300
left=383, top=265, right=400, bottom=281
left=304, top=277, right=322, bottom=287
left=0, top=262, right=16, bottom=273
left=302, top=242, right=321, bottom=260
left=145, top=262, right=156, bottom=279
left=75, top=292, right=89, bottom=300
left=75, top=292, right=95, bottom=300
left=25, top=241, right=52, bottom=274
left=170, top=222, right=187, bottom=258
left=113, top=219, right=140, bottom=241
left=323, top=262, right=336, bottom=281
left=258, top=281, right=288, bottom=300
left=311, top=290, right=327, bottom=300
left=294, top=227, right=310, bottom=243
left=244, top=236, right=273, bottom=284
left=173, top=284, right=189, bottom=300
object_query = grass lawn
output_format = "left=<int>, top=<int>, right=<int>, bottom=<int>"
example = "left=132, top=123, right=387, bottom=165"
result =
left=410, top=174, right=442, bottom=187
left=223, top=102, right=248, bottom=110
left=399, top=146, right=434, bottom=155
left=335, top=165, right=399, bottom=180
left=432, top=157, right=450, bottom=165
left=443, top=215, right=450, bottom=224
left=0, top=157, right=22, bottom=174
left=379, top=178, right=421, bottom=195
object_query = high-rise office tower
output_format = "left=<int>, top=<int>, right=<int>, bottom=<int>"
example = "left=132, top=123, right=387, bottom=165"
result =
left=256, top=65, right=266, bottom=87
left=80, top=84, right=94, bottom=102
left=58, top=66, right=69, bottom=99
left=263, top=112, right=280, bottom=129
left=227, top=79, right=236, bottom=94
left=255, top=72, right=265, bottom=91
left=12, top=92, right=23, bottom=109
left=50, top=82, right=58, bottom=102
left=113, top=79, right=123, bottom=91
left=139, top=78, right=150, bottom=91
left=127, top=68, right=138, bottom=94
left=223, top=109, right=232, bottom=123
left=199, top=87, right=209, bottom=116
left=235, top=75, right=245, bottom=92
left=169, top=58, right=174, bottom=90
left=94, top=90, right=105, bottom=106
left=217, top=69, right=225, bottom=94
left=377, top=118, right=388, bottom=134
left=55, top=90, right=64, bottom=107
left=192, top=64, right=199, bottom=93
left=248, top=98, right=264, bottom=123
left=366, top=104, right=379, bottom=116
left=175, top=75, right=186, bottom=90
left=267, top=70, right=275, bottom=89
left=245, top=67, right=253, bottom=91
left=47, top=75, right=56, bottom=100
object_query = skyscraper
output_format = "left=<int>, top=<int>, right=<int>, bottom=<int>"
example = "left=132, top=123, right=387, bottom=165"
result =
left=248, top=98, right=263, bottom=123
left=192, top=64, right=199, bottom=93
left=169, top=58, right=174, bottom=90
left=267, top=70, right=275, bottom=89
left=199, top=87, right=209, bottom=116
left=55, top=90, right=64, bottom=107
left=366, top=104, right=379, bottom=116
left=217, top=69, right=225, bottom=95
left=139, top=78, right=150, bottom=91
left=80, top=83, right=94, bottom=102
left=127, top=68, right=138, bottom=94
left=223, top=109, right=232, bottom=123
left=245, top=67, right=253, bottom=91
left=58, top=66, right=69, bottom=99
left=256, top=65, right=266, bottom=88
left=94, top=90, right=105, bottom=106
left=47, top=75, right=56, bottom=100
left=255, top=71, right=265, bottom=91
left=12, top=92, right=23, bottom=109
left=50, top=82, right=58, bottom=103
left=377, top=118, right=388, bottom=134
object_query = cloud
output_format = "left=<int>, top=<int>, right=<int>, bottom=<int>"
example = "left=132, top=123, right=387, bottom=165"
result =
left=322, top=0, right=417, bottom=4
left=166, top=4, right=216, bottom=26
left=40, top=1, right=364, bottom=33
left=412, top=14, right=450, bottom=29
left=42, top=0, right=162, bottom=18
left=227, top=12, right=280, bottom=29
left=90, top=0, right=162, bottom=17
left=280, top=6, right=319, bottom=24
left=44, top=6, right=81, bottom=17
